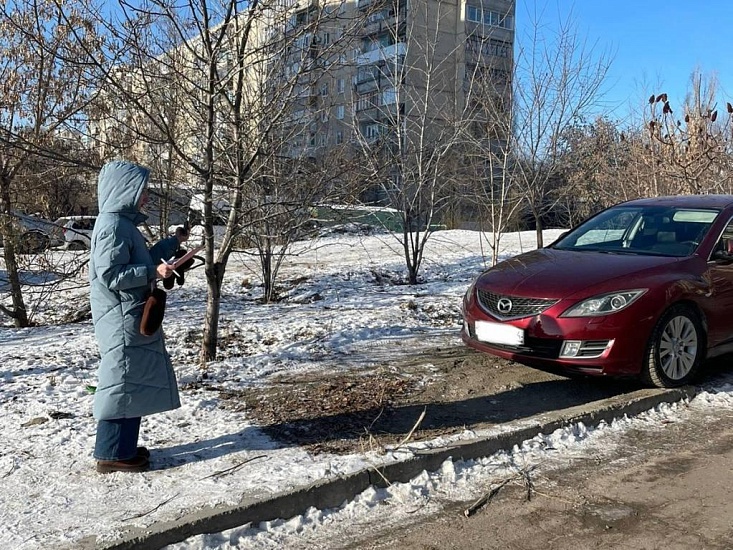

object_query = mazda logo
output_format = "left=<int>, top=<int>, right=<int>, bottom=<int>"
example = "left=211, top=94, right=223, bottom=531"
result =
left=497, top=298, right=513, bottom=314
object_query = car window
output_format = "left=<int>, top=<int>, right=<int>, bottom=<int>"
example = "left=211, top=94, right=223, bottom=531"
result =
left=573, top=210, right=637, bottom=246
left=554, top=206, right=720, bottom=257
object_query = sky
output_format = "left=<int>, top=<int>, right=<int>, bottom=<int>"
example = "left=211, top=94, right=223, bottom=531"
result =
left=3, top=225, right=733, bottom=549
left=516, top=1, right=733, bottom=122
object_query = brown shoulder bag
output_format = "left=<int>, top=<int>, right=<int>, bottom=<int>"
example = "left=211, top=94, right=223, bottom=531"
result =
left=140, top=284, right=166, bottom=336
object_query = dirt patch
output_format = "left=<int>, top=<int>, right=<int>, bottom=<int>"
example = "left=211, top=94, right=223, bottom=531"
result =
left=219, top=371, right=419, bottom=453
left=214, top=346, right=642, bottom=454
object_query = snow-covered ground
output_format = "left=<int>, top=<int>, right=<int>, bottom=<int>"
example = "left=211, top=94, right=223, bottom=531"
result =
left=2, top=227, right=731, bottom=550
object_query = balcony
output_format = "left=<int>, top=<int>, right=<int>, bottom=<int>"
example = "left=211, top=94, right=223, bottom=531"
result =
left=356, top=0, right=381, bottom=11
left=356, top=42, right=406, bottom=66
left=362, top=7, right=407, bottom=35
left=355, top=88, right=402, bottom=121
left=355, top=62, right=399, bottom=93
left=285, top=0, right=320, bottom=32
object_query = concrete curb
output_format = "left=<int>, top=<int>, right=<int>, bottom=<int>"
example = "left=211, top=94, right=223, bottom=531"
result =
left=100, top=386, right=695, bottom=550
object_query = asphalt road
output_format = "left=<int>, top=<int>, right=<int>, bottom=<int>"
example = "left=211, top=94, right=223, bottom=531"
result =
left=352, top=371, right=733, bottom=550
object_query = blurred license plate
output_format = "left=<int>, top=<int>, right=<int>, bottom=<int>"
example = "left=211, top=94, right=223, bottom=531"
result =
left=475, top=320, right=524, bottom=346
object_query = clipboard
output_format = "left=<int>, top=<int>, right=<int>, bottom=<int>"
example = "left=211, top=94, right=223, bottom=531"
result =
left=173, top=245, right=204, bottom=269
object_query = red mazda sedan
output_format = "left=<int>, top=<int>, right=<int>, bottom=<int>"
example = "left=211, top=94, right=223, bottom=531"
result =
left=462, top=195, right=733, bottom=388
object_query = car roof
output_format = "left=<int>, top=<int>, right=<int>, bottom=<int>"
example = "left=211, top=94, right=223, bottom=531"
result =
left=620, top=194, right=733, bottom=209
left=54, top=216, right=96, bottom=224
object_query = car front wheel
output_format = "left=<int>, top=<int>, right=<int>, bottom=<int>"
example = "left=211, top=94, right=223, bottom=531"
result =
left=642, top=304, right=704, bottom=388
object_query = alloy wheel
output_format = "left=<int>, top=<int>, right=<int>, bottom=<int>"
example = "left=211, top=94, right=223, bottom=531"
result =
left=657, top=315, right=698, bottom=381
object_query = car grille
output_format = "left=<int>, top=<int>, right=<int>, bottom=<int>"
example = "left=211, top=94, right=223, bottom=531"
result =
left=476, top=289, right=559, bottom=320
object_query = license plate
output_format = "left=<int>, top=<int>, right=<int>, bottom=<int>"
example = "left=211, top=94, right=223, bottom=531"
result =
left=474, top=320, right=524, bottom=346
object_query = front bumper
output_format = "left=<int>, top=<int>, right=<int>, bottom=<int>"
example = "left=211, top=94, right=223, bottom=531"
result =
left=461, top=292, right=656, bottom=377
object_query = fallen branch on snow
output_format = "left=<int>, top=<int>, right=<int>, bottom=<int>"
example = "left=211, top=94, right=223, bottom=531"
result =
left=121, top=493, right=180, bottom=521
left=201, top=454, right=267, bottom=480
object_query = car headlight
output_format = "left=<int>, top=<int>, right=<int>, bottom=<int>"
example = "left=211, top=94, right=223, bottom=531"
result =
left=561, top=289, right=647, bottom=317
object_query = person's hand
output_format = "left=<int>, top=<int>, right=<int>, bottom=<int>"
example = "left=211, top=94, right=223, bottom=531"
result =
left=175, top=226, right=189, bottom=244
left=156, top=261, right=175, bottom=279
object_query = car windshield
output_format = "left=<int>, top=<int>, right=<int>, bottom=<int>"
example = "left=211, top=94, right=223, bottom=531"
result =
left=552, top=205, right=720, bottom=257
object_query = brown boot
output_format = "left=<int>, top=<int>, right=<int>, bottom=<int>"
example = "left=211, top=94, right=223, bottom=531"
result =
left=96, top=455, right=149, bottom=474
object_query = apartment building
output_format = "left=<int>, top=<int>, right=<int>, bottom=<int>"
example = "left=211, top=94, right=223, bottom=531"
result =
left=88, top=0, right=514, bottom=215
left=277, top=0, right=515, bottom=163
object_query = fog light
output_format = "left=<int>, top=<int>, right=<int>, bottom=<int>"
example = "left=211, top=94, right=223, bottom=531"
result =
left=560, top=340, right=582, bottom=358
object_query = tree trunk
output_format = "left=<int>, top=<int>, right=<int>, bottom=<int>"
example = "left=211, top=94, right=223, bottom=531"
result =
left=0, top=178, right=29, bottom=327
left=1, top=242, right=29, bottom=327
left=261, top=242, right=275, bottom=303
left=200, top=260, right=225, bottom=363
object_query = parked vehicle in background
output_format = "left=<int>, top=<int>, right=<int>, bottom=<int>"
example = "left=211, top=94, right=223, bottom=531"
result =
left=167, top=193, right=230, bottom=247
left=0, top=212, right=60, bottom=253
left=462, top=194, right=733, bottom=389
left=56, top=216, right=96, bottom=250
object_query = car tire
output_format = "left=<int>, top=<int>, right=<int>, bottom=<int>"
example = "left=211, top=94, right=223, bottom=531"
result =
left=642, top=304, right=704, bottom=388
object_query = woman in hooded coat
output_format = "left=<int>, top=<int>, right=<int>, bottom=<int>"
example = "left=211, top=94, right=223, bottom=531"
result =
left=90, top=160, right=187, bottom=473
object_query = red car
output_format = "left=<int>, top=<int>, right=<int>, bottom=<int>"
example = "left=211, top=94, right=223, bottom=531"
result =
left=462, top=195, right=733, bottom=388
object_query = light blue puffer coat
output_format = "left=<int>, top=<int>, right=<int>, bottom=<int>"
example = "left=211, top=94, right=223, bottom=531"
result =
left=90, top=160, right=181, bottom=420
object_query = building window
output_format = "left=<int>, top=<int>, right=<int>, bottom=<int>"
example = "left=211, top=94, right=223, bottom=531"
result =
left=466, top=6, right=513, bottom=30
left=336, top=105, right=345, bottom=119
left=320, top=82, right=329, bottom=96
left=337, top=78, right=345, bottom=94
left=364, top=123, right=381, bottom=141
left=335, top=130, right=344, bottom=144
left=465, top=64, right=512, bottom=87
left=466, top=36, right=512, bottom=58
left=362, top=33, right=395, bottom=53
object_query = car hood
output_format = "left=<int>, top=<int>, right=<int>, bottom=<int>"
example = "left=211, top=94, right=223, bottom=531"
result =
left=477, top=248, right=685, bottom=298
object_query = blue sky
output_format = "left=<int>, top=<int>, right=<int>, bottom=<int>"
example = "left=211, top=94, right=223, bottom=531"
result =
left=516, top=1, right=733, bottom=121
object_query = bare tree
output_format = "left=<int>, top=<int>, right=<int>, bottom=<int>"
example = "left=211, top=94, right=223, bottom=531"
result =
left=460, top=27, right=523, bottom=265
left=640, top=72, right=733, bottom=195
left=59, top=0, right=364, bottom=360
left=555, top=116, right=632, bottom=225
left=512, top=5, right=612, bottom=246
left=221, top=0, right=363, bottom=307
left=0, top=0, right=99, bottom=326
left=349, top=0, right=465, bottom=284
